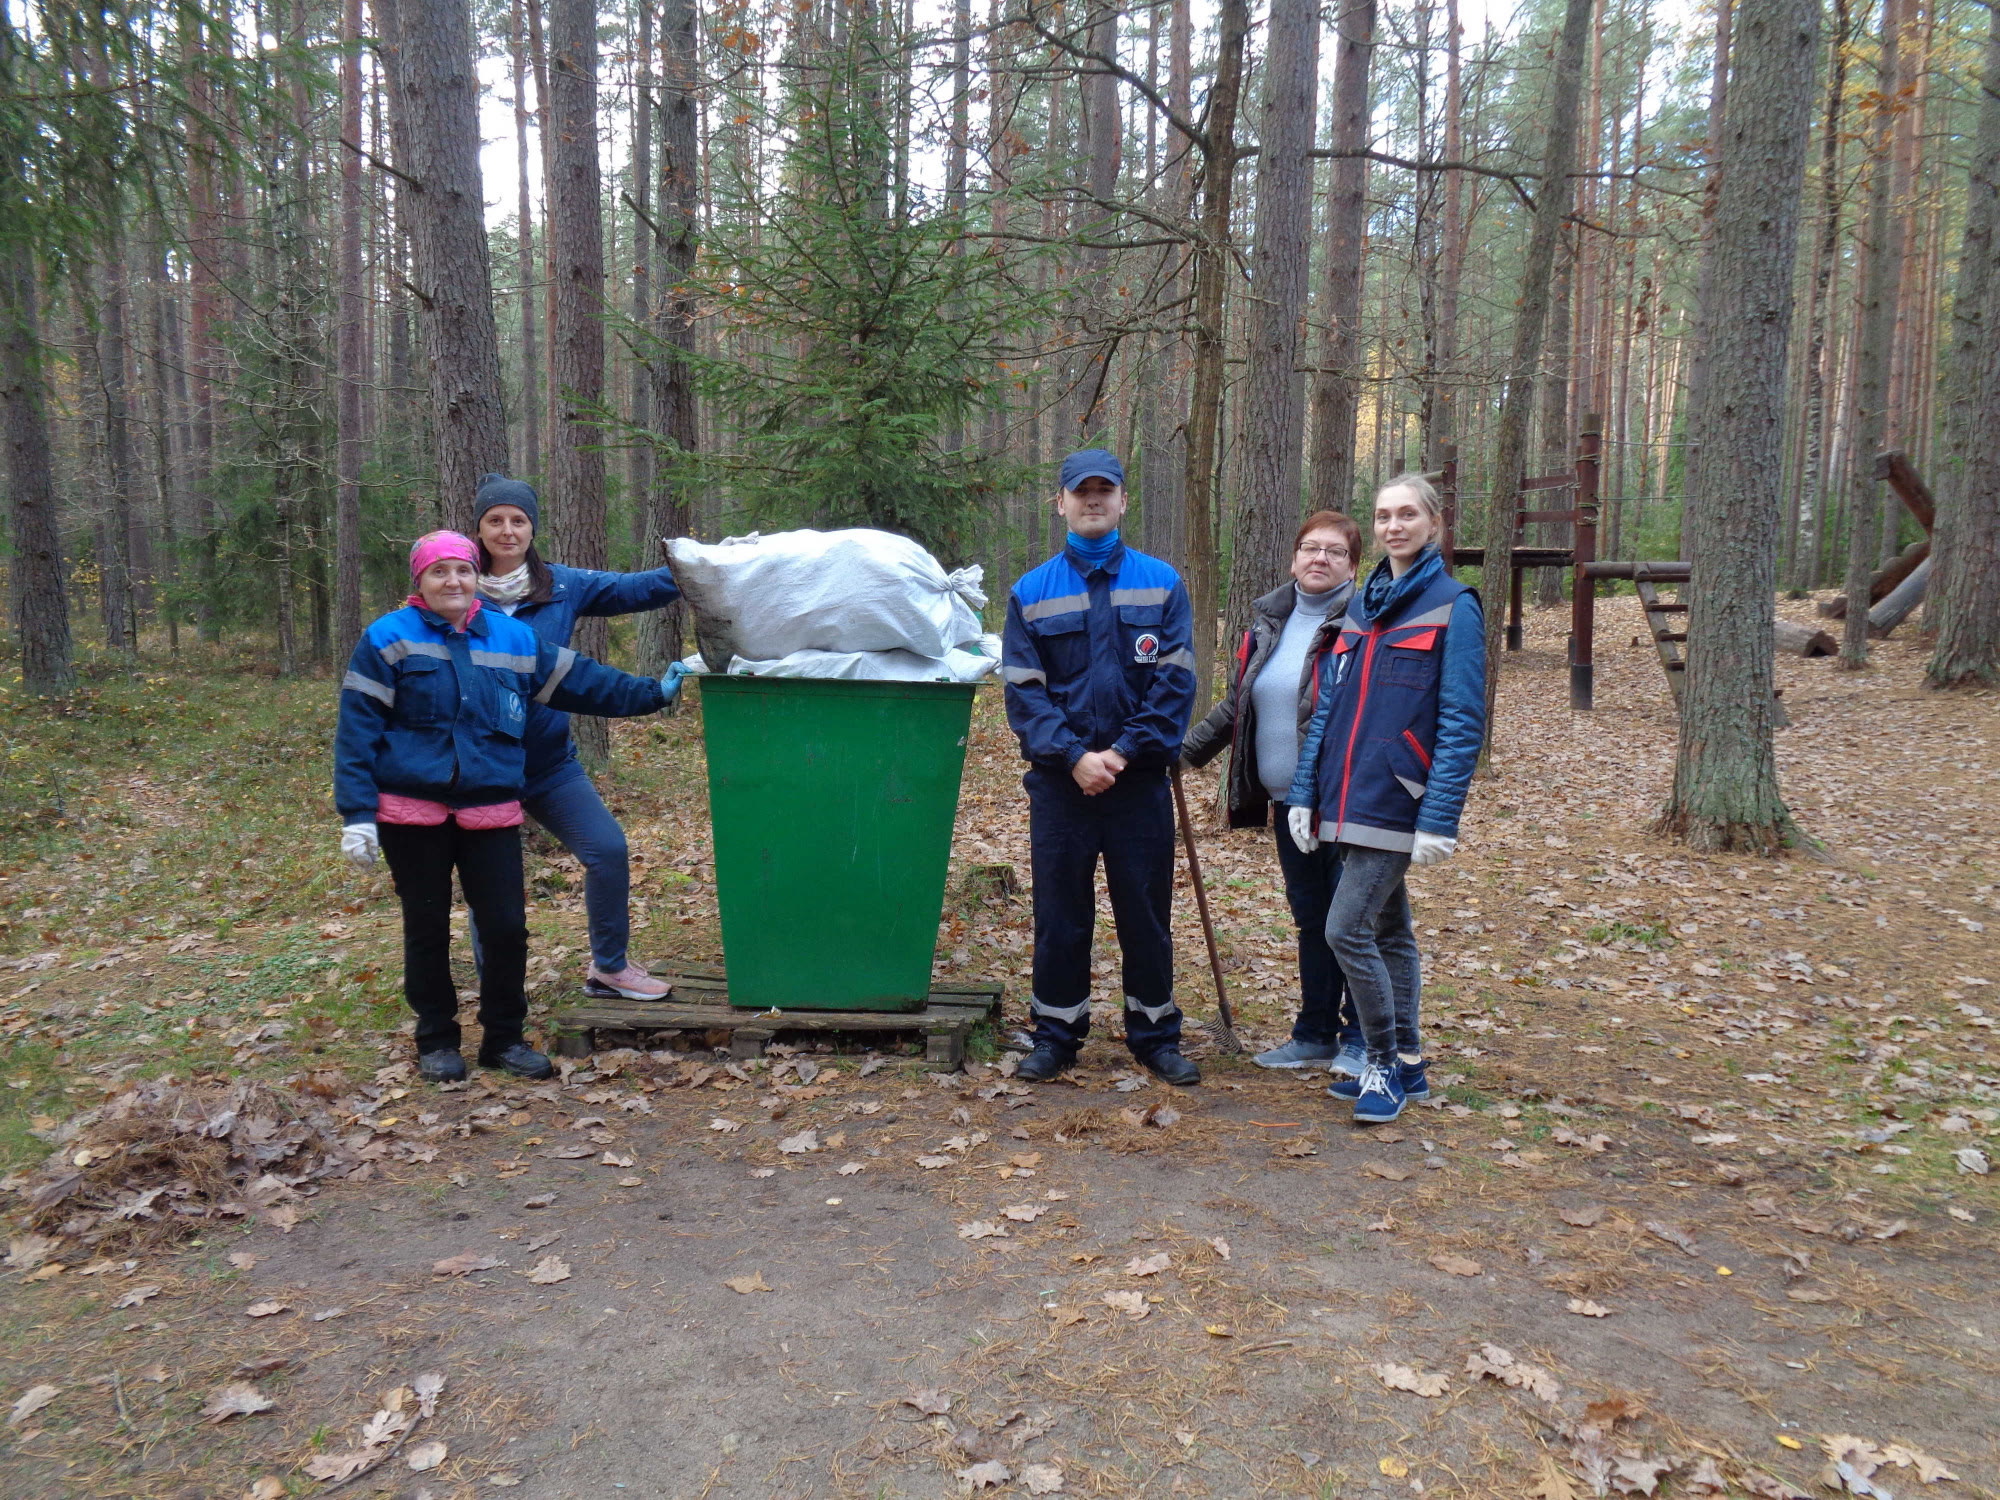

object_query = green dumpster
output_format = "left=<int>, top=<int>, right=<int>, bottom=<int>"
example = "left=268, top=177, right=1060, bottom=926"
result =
left=697, top=674, right=977, bottom=1011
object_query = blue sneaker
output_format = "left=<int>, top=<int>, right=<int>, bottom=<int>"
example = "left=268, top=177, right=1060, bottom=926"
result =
left=1329, top=1041, right=1366, bottom=1079
left=1253, top=1039, right=1340, bottom=1070
left=1338, top=1062, right=1406, bottom=1124
left=1329, top=1058, right=1428, bottom=1101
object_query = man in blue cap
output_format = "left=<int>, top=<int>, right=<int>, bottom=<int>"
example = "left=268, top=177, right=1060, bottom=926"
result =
left=1001, top=448, right=1201, bottom=1084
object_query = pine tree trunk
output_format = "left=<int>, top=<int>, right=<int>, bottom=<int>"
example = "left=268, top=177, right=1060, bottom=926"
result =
left=1227, top=0, right=1320, bottom=610
left=1430, top=0, right=1464, bottom=467
left=336, top=0, right=366, bottom=652
left=0, top=233, right=74, bottom=693
left=1479, top=0, right=1593, bottom=737
left=1793, top=0, right=1849, bottom=590
left=1679, top=0, right=1732, bottom=541
left=1925, top=0, right=2000, bottom=688
left=1181, top=0, right=1249, bottom=704
left=92, top=230, right=140, bottom=658
left=547, top=0, right=612, bottom=762
left=511, top=0, right=542, bottom=482
left=1838, top=0, right=1906, bottom=668
left=383, top=0, right=508, bottom=532
left=1658, top=0, right=1818, bottom=853
left=628, top=0, right=655, bottom=569
left=637, top=0, right=701, bottom=675
left=1307, top=0, right=1376, bottom=520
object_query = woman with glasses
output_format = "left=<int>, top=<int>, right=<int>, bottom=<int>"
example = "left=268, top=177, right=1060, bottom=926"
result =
left=1181, top=510, right=1365, bottom=1073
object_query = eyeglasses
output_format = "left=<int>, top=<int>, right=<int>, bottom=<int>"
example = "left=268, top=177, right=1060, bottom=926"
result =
left=1296, top=544, right=1351, bottom=560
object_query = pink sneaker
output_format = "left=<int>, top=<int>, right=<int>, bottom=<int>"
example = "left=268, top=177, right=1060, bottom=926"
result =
left=584, top=963, right=673, bottom=1000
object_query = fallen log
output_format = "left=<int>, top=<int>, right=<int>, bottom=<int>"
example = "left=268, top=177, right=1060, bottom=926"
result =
left=1817, top=538, right=1931, bottom=617
left=1867, top=554, right=1931, bottom=638
left=1775, top=619, right=1838, bottom=657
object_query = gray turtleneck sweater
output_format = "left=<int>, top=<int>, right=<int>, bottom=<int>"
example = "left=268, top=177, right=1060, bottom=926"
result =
left=1251, top=583, right=1344, bottom=801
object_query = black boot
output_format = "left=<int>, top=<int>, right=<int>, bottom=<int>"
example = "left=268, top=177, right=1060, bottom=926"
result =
left=418, top=1048, right=467, bottom=1084
left=477, top=1041, right=555, bottom=1080
left=1140, top=1048, right=1201, bottom=1086
left=1015, top=1043, right=1075, bottom=1082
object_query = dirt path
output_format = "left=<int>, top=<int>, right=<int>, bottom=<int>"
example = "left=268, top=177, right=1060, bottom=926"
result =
left=2, top=597, right=1995, bottom=1499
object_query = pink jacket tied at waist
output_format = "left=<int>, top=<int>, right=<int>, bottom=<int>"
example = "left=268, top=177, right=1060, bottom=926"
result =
left=376, top=793, right=523, bottom=829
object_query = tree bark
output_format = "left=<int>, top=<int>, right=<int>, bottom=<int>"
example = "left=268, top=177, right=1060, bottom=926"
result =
left=548, top=0, right=612, bottom=762
left=1793, top=0, right=1849, bottom=590
left=1181, top=0, right=1249, bottom=706
left=382, top=0, right=508, bottom=531
left=511, top=0, right=542, bottom=482
left=1307, top=0, right=1376, bottom=520
left=636, top=0, right=701, bottom=676
left=336, top=0, right=366, bottom=651
left=1, top=229, right=74, bottom=693
left=1429, top=0, right=1464, bottom=468
left=628, top=0, right=655, bottom=567
left=1838, top=0, right=1906, bottom=668
left=1226, top=0, right=1320, bottom=610
left=1658, top=0, right=1818, bottom=853
left=1679, top=0, right=1732, bottom=541
left=91, top=228, right=140, bottom=658
left=1479, top=0, right=1594, bottom=739
left=1926, top=1, right=2000, bottom=688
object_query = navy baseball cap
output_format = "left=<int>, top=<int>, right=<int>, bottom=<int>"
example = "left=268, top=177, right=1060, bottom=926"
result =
left=1059, top=448, right=1125, bottom=491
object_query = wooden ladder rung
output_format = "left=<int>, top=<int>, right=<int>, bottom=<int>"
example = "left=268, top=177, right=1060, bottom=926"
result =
left=1646, top=602, right=1688, bottom=614
left=1653, top=630, right=1688, bottom=643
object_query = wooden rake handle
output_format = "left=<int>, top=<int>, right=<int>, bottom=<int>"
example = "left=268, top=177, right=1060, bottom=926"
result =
left=1170, top=763, right=1236, bottom=1033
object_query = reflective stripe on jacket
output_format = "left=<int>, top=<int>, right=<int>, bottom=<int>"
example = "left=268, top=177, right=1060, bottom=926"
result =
left=501, top=562, right=680, bottom=798
left=1287, top=548, right=1486, bottom=851
left=1001, top=542, right=1197, bottom=770
left=333, top=603, right=666, bottom=822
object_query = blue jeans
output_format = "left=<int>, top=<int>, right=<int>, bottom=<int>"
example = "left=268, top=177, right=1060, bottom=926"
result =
left=1270, top=806, right=1360, bottom=1048
left=1323, top=844, right=1422, bottom=1065
left=473, top=772, right=633, bottom=978
left=1024, top=764, right=1182, bottom=1060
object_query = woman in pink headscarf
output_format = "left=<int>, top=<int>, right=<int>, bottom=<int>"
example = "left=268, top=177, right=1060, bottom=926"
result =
left=333, top=532, right=686, bottom=1083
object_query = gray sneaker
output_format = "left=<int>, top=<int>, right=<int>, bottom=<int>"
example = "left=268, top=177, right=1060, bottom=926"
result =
left=1253, top=1039, right=1340, bottom=1070
left=1328, top=1041, right=1367, bottom=1078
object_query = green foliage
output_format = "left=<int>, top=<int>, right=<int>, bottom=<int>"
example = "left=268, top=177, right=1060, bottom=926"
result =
left=668, top=20, right=1061, bottom=558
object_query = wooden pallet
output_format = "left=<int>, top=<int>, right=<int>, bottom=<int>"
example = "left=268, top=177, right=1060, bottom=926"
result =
left=546, top=968, right=1003, bottom=1069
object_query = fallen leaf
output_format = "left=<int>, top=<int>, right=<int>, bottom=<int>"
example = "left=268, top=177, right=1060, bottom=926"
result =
left=1644, top=1221, right=1699, bottom=1256
left=1380, top=1456, right=1410, bottom=1478
left=958, top=1221, right=1009, bottom=1240
left=406, top=1439, right=447, bottom=1472
left=901, top=1387, right=952, bottom=1415
left=113, top=1284, right=161, bottom=1310
left=598, top=1152, right=636, bottom=1168
left=412, top=1372, right=445, bottom=1417
left=245, top=1479, right=287, bottom=1500
left=232, top=1356, right=290, bottom=1378
left=201, top=1382, right=275, bottom=1424
left=957, top=1459, right=1011, bottom=1492
left=1609, top=1455, right=1674, bottom=1495
left=1020, top=1462, right=1065, bottom=1494
left=302, top=1452, right=373, bottom=1482
left=1786, top=1287, right=1834, bottom=1303
left=749, top=1167, right=775, bottom=1178
left=778, top=1129, right=818, bottom=1155
left=1275, top=1137, right=1318, bottom=1158
left=488, top=1472, right=523, bottom=1487
left=1361, top=1160, right=1412, bottom=1181
left=1881, top=1443, right=1958, bottom=1484
left=3, top=1235, right=59, bottom=1272
left=1685, top=1456, right=1732, bottom=1495
left=1870, top=1218, right=1909, bottom=1240
left=1952, top=1147, right=1989, bottom=1175
left=916, top=1155, right=954, bottom=1169
left=313, top=1307, right=347, bottom=1321
left=432, top=1252, right=504, bottom=1278
left=1464, top=1343, right=1560, bottom=1402
left=1947, top=1206, right=1975, bottom=1223
left=1367, top=1212, right=1397, bottom=1232
left=244, top=1300, right=290, bottom=1317
left=1567, top=1298, right=1612, bottom=1318
left=227, top=1251, right=258, bottom=1270
left=1374, top=1362, right=1449, bottom=1397
left=1429, top=1252, right=1482, bottom=1277
left=523, top=1193, right=556, bottom=1208
left=1003, top=1202, right=1049, bottom=1222
left=9, top=1384, right=59, bottom=1426
left=616, top=1175, right=643, bottom=1187
left=1209, top=1236, right=1230, bottom=1260
left=1125, top=1252, right=1170, bottom=1277
left=523, top=1255, right=570, bottom=1285
left=1531, top=1453, right=1581, bottom=1500
left=1102, top=1290, right=1149, bottom=1319
left=1775, top=1435, right=1803, bottom=1451
left=724, top=1272, right=771, bottom=1294
left=1144, top=1104, right=1180, bottom=1129
left=1587, top=1397, right=1642, bottom=1427
left=709, top=1117, right=743, bottom=1133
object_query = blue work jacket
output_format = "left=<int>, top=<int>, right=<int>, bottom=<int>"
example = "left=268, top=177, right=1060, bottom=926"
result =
left=1001, top=542, right=1197, bottom=771
left=333, top=602, right=666, bottom=823
left=1288, top=547, right=1486, bottom=850
left=494, top=563, right=680, bottom=798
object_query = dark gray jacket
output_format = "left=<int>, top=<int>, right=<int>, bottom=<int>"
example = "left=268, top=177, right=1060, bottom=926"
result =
left=1181, top=578, right=1352, bottom=829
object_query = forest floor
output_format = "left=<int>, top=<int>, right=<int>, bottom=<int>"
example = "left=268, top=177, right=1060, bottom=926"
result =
left=0, top=594, right=1995, bottom=1500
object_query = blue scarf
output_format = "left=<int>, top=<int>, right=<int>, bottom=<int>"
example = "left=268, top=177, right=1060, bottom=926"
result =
left=1066, top=529, right=1120, bottom=568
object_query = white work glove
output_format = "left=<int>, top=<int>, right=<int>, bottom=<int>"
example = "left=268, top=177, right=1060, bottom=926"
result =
left=1287, top=805, right=1320, bottom=854
left=1410, top=831, right=1458, bottom=867
left=341, top=822, right=380, bottom=867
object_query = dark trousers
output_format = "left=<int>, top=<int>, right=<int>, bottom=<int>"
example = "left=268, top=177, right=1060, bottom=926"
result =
left=1270, top=805, right=1360, bottom=1048
left=1025, top=764, right=1181, bottom=1059
left=380, top=821, right=528, bottom=1055
left=471, top=771, right=632, bottom=977
left=1323, top=843, right=1422, bottom=1065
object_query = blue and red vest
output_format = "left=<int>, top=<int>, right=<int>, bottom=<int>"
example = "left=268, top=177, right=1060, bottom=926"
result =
left=1309, top=563, right=1475, bottom=850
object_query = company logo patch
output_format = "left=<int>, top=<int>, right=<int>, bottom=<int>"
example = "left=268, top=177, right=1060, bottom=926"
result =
left=1133, top=633, right=1160, bottom=664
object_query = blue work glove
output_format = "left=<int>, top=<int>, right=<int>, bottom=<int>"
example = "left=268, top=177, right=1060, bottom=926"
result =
left=659, top=662, right=689, bottom=707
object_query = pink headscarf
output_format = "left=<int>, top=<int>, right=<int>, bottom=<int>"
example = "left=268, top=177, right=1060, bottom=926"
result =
left=408, top=530, right=480, bottom=580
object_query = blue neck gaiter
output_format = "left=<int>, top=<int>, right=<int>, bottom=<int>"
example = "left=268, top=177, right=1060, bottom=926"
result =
left=1066, top=529, right=1120, bottom=568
